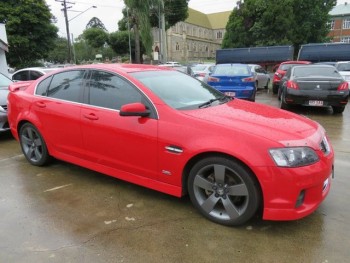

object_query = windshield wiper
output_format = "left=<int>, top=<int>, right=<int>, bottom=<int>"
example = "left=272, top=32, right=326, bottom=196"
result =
left=198, top=95, right=233, bottom=108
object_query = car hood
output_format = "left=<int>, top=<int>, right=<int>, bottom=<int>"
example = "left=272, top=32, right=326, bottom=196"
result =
left=182, top=99, right=322, bottom=147
left=0, top=88, right=9, bottom=106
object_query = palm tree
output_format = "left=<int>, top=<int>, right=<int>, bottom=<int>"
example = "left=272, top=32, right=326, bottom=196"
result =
left=124, top=0, right=160, bottom=63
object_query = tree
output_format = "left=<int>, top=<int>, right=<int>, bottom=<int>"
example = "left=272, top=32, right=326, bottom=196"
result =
left=120, top=0, right=189, bottom=63
left=0, top=0, right=58, bottom=68
left=47, top=37, right=68, bottom=64
left=86, top=17, right=108, bottom=31
left=222, top=0, right=336, bottom=57
left=82, top=28, right=109, bottom=49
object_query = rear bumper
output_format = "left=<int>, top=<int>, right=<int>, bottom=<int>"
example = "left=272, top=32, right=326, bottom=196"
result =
left=211, top=85, right=256, bottom=100
left=0, top=111, right=10, bottom=132
left=285, top=89, right=349, bottom=106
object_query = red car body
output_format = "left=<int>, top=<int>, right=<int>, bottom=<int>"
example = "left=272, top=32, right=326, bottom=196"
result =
left=7, top=64, right=333, bottom=225
left=273, top=61, right=311, bottom=94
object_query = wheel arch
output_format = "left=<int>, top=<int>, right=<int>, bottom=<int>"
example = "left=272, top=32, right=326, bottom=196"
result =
left=181, top=151, right=263, bottom=201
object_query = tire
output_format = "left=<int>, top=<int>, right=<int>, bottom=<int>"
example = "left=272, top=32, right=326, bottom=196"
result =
left=279, top=90, right=289, bottom=110
left=264, top=79, right=269, bottom=89
left=272, top=84, right=279, bottom=95
left=187, top=156, right=260, bottom=226
left=19, top=123, right=51, bottom=166
left=332, top=106, right=345, bottom=114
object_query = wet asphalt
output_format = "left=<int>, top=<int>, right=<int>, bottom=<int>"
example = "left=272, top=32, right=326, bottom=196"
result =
left=0, top=89, right=349, bottom=263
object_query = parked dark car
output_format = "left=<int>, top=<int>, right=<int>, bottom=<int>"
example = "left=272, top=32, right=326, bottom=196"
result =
left=0, top=72, right=13, bottom=132
left=207, top=63, right=256, bottom=101
left=279, top=65, right=349, bottom=113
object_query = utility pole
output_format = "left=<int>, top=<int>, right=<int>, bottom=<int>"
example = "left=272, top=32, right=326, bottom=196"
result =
left=160, top=0, right=167, bottom=62
left=56, top=0, right=75, bottom=63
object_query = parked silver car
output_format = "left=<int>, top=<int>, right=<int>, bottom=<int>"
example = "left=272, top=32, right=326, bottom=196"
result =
left=192, top=63, right=215, bottom=81
left=0, top=72, right=13, bottom=132
left=248, top=64, right=270, bottom=89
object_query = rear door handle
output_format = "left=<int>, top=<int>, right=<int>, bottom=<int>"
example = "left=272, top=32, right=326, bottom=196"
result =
left=83, top=113, right=99, bottom=120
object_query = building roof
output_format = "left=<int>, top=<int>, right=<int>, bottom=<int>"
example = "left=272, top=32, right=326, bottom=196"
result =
left=330, top=3, right=350, bottom=16
left=186, top=8, right=231, bottom=29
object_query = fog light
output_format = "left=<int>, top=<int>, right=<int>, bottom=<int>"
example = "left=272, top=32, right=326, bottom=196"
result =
left=295, top=190, right=305, bottom=208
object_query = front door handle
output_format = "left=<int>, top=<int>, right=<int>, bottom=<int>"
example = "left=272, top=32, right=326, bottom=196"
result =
left=83, top=113, right=99, bottom=120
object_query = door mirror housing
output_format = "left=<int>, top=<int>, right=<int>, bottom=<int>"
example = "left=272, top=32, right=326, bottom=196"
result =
left=119, top=102, right=150, bottom=117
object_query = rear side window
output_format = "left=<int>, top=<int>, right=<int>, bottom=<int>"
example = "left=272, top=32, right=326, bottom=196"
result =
left=36, top=76, right=53, bottom=96
left=87, top=70, right=143, bottom=110
left=29, top=70, right=43, bottom=80
left=46, top=70, right=85, bottom=102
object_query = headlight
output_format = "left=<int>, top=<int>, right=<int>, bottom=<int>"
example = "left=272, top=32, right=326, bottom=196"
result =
left=269, top=147, right=319, bottom=167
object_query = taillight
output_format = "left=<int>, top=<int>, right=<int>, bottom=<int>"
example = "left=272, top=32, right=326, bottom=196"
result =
left=274, top=72, right=283, bottom=79
left=242, top=77, right=254, bottom=82
left=198, top=73, right=206, bottom=77
left=208, top=77, right=220, bottom=82
left=286, top=80, right=299, bottom=90
left=337, top=82, right=349, bottom=91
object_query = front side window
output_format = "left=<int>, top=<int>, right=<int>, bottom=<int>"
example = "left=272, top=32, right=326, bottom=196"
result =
left=88, top=70, right=143, bottom=110
left=47, top=70, right=85, bottom=103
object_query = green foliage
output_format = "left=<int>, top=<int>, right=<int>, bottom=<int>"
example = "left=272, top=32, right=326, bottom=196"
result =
left=109, top=31, right=133, bottom=55
left=83, top=27, right=109, bottom=49
left=222, top=0, right=336, bottom=56
left=47, top=37, right=68, bottom=63
left=0, top=0, right=58, bottom=68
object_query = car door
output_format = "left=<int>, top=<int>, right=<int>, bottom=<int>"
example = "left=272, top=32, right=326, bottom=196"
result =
left=32, top=70, right=86, bottom=158
left=80, top=70, right=158, bottom=179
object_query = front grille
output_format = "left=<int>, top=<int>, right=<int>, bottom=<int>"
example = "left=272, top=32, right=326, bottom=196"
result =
left=320, top=136, right=331, bottom=155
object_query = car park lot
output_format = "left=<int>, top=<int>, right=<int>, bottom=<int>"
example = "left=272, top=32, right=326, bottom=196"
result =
left=1, top=89, right=350, bottom=262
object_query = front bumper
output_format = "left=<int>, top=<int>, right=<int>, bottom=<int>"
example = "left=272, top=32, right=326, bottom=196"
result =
left=254, top=150, right=334, bottom=221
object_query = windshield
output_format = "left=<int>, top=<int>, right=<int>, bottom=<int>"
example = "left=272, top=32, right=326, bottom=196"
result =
left=213, top=64, right=250, bottom=76
left=0, top=73, right=12, bottom=88
left=131, top=71, right=225, bottom=110
left=293, top=66, right=341, bottom=78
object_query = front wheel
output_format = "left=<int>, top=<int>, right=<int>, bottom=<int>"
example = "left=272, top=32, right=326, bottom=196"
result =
left=19, top=123, right=51, bottom=166
left=272, top=84, right=279, bottom=94
left=187, top=157, right=260, bottom=226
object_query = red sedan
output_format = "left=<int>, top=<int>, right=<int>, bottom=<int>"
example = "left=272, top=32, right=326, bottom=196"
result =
left=7, top=64, right=333, bottom=226
left=273, top=61, right=311, bottom=94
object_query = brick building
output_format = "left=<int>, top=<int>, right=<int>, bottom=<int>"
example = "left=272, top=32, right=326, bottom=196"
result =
left=328, top=2, right=350, bottom=43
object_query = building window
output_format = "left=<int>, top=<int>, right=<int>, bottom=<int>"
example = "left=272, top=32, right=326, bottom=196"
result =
left=329, top=20, right=335, bottom=30
left=216, top=31, right=223, bottom=39
left=343, top=18, right=350, bottom=29
left=175, top=42, right=180, bottom=51
left=341, top=36, right=350, bottom=43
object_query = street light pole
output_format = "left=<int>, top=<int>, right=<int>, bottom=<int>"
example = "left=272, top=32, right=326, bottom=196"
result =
left=68, top=5, right=97, bottom=22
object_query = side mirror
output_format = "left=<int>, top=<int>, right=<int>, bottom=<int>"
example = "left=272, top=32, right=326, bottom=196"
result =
left=119, top=102, right=150, bottom=117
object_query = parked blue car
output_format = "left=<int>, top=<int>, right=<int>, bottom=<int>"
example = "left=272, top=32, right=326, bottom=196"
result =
left=207, top=64, right=257, bottom=101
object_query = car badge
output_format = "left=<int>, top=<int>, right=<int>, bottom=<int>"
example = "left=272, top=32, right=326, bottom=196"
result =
left=316, top=85, right=320, bottom=89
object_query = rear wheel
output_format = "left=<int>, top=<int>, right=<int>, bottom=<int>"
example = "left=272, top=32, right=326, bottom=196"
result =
left=279, top=90, right=289, bottom=110
left=187, top=157, right=260, bottom=226
left=19, top=123, right=50, bottom=166
left=264, top=80, right=269, bottom=89
left=332, top=106, right=345, bottom=114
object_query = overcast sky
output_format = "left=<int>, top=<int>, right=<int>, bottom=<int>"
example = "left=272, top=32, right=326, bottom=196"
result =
left=45, top=0, right=349, bottom=39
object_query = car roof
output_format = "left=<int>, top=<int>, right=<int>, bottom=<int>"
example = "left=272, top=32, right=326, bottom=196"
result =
left=280, top=61, right=311, bottom=65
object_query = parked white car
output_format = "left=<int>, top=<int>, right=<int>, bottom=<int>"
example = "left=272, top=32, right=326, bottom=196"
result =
left=12, top=67, right=60, bottom=82
left=192, top=63, right=215, bottom=81
left=335, top=61, right=350, bottom=84
left=248, top=64, right=270, bottom=89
